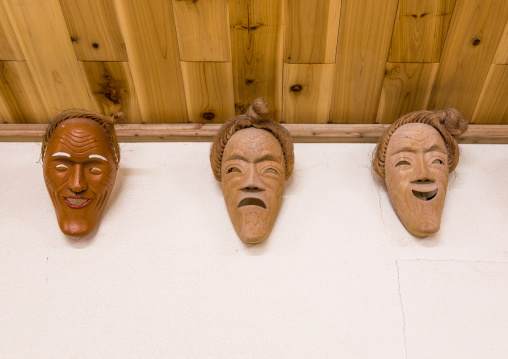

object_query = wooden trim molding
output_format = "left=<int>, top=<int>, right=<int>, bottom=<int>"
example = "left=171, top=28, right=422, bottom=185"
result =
left=1, top=123, right=508, bottom=144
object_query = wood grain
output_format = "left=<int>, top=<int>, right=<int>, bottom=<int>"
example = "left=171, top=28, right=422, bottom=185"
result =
left=181, top=62, right=235, bottom=123
left=0, top=1, right=24, bottom=60
left=0, top=61, right=48, bottom=123
left=376, top=62, right=439, bottom=124
left=115, top=0, right=188, bottom=123
left=2, top=123, right=507, bottom=144
left=494, top=18, right=508, bottom=64
left=172, top=0, right=231, bottom=61
left=80, top=61, right=141, bottom=122
left=428, top=0, right=508, bottom=119
left=5, top=0, right=95, bottom=115
left=283, top=64, right=335, bottom=123
left=472, top=65, right=508, bottom=124
left=230, top=0, right=283, bottom=121
left=284, top=0, right=341, bottom=64
left=389, top=0, right=456, bottom=62
left=60, top=0, right=128, bottom=61
left=329, top=0, right=399, bottom=123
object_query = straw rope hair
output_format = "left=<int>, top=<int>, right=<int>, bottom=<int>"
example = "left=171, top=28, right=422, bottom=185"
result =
left=372, top=109, right=468, bottom=178
left=210, top=98, right=294, bottom=182
left=41, top=109, right=125, bottom=168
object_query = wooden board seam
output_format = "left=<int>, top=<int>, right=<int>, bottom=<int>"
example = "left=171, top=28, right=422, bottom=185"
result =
left=1, top=123, right=507, bottom=144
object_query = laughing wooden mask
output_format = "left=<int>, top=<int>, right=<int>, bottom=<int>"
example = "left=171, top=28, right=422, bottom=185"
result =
left=42, top=110, right=122, bottom=236
left=373, top=109, right=468, bottom=237
left=210, top=98, right=294, bottom=243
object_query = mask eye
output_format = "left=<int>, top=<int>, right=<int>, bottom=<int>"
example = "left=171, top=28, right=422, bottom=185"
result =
left=55, top=164, right=68, bottom=171
left=226, top=167, right=241, bottom=174
left=395, top=160, right=410, bottom=167
left=264, top=168, right=279, bottom=175
left=432, top=159, right=444, bottom=165
left=89, top=167, right=102, bottom=175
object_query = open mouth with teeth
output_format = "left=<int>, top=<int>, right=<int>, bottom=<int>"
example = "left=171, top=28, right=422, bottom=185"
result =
left=63, top=197, right=91, bottom=208
left=238, top=198, right=266, bottom=209
left=412, top=189, right=438, bottom=201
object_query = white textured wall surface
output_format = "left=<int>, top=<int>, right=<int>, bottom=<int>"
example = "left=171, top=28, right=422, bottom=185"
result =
left=0, top=142, right=507, bottom=359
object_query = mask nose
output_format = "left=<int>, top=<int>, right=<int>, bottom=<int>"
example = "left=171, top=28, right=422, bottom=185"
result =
left=413, top=157, right=434, bottom=183
left=241, top=165, right=265, bottom=192
left=68, top=164, right=87, bottom=193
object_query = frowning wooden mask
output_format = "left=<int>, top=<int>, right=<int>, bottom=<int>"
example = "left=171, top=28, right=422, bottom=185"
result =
left=210, top=98, right=294, bottom=243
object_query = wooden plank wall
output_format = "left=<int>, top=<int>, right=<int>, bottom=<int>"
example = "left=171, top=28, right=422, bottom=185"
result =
left=0, top=0, right=507, bottom=125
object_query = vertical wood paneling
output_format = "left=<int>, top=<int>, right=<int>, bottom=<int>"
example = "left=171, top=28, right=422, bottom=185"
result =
left=428, top=0, right=508, bottom=119
left=329, top=0, right=399, bottom=123
left=172, top=0, right=231, bottom=62
left=283, top=64, right=335, bottom=123
left=5, top=0, right=94, bottom=116
left=389, top=0, right=456, bottom=62
left=376, top=63, right=438, bottom=124
left=494, top=19, right=508, bottom=64
left=230, top=0, right=283, bottom=121
left=181, top=62, right=235, bottom=123
left=60, top=0, right=128, bottom=61
left=0, top=1, right=24, bottom=61
left=80, top=61, right=141, bottom=122
left=0, top=61, right=49, bottom=123
left=472, top=65, right=508, bottom=124
left=115, top=0, right=188, bottom=123
left=0, top=0, right=507, bottom=125
left=284, top=0, right=341, bottom=64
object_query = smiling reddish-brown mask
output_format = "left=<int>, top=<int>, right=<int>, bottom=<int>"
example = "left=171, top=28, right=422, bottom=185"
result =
left=385, top=123, right=449, bottom=237
left=43, top=118, right=117, bottom=236
left=221, top=127, right=285, bottom=243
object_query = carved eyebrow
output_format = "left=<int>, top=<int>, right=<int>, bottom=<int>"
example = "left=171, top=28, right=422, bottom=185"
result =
left=52, top=152, right=71, bottom=157
left=255, top=154, right=282, bottom=163
left=89, top=154, right=108, bottom=161
left=391, top=147, right=417, bottom=156
left=425, top=144, right=446, bottom=154
left=224, top=154, right=248, bottom=162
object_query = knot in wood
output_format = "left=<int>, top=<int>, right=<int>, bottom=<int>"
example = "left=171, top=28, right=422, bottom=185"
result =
left=290, top=84, right=302, bottom=92
left=203, top=112, right=215, bottom=121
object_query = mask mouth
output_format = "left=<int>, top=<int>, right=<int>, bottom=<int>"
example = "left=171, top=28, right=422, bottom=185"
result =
left=238, top=198, right=266, bottom=209
left=64, top=197, right=91, bottom=208
left=412, top=189, right=438, bottom=201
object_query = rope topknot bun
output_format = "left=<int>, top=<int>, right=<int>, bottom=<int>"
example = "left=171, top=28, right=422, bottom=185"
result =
left=437, top=108, right=468, bottom=136
left=245, top=97, right=270, bottom=121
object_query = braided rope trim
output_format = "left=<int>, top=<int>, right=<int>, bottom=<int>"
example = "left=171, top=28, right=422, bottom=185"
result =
left=373, top=109, right=468, bottom=178
left=210, top=115, right=294, bottom=182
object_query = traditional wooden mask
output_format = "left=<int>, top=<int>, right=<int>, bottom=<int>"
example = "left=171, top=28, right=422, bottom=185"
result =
left=221, top=127, right=285, bottom=243
left=385, top=123, right=449, bottom=236
left=210, top=98, right=294, bottom=243
left=42, top=113, right=120, bottom=236
left=373, top=109, right=468, bottom=237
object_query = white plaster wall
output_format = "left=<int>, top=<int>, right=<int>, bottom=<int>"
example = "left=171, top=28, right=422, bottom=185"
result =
left=0, top=141, right=507, bottom=358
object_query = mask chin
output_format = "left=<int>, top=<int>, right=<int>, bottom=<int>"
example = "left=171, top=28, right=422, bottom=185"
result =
left=58, top=216, right=96, bottom=237
left=391, top=188, right=445, bottom=237
left=232, top=205, right=271, bottom=244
